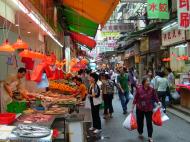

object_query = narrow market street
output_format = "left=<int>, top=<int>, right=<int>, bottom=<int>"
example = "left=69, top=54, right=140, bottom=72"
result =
left=97, top=96, right=190, bottom=142
left=1, top=0, right=190, bottom=142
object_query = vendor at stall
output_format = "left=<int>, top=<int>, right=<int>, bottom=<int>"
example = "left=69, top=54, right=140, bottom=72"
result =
left=1, top=67, right=29, bottom=112
left=73, top=77, right=87, bottom=101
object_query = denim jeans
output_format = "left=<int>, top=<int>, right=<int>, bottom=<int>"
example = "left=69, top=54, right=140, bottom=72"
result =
left=118, top=91, right=129, bottom=112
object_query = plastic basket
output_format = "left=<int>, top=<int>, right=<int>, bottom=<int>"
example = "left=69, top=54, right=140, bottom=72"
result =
left=0, top=113, right=16, bottom=125
left=7, top=101, right=27, bottom=113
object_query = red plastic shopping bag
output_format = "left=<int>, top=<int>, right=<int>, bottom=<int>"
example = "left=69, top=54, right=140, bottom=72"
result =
left=25, top=71, right=31, bottom=80
left=59, top=69, right=64, bottom=79
left=152, top=108, right=162, bottom=126
left=44, top=65, right=53, bottom=78
left=31, top=63, right=46, bottom=82
left=21, top=57, right=34, bottom=70
left=123, top=113, right=137, bottom=131
left=49, top=68, right=59, bottom=80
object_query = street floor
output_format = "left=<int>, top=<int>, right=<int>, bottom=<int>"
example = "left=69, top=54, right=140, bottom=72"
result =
left=95, top=96, right=190, bottom=142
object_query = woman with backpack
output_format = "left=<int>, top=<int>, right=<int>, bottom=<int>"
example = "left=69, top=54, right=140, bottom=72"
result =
left=102, top=73, right=114, bottom=119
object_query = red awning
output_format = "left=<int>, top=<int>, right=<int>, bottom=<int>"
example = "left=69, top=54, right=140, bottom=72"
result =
left=70, top=32, right=96, bottom=48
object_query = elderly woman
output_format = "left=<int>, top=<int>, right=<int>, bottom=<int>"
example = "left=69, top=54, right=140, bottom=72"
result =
left=131, top=77, right=160, bottom=142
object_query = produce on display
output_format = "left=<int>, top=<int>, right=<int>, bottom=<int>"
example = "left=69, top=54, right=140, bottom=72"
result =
left=49, top=81, right=76, bottom=93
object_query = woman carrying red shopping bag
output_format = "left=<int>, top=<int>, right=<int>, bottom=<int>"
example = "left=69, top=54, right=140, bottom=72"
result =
left=131, top=77, right=161, bottom=142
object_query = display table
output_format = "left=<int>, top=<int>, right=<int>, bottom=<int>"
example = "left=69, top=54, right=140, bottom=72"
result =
left=177, top=84, right=190, bottom=109
left=9, top=131, right=53, bottom=142
left=14, top=114, right=67, bottom=142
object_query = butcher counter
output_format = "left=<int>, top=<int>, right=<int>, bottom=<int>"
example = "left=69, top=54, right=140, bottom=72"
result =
left=0, top=107, right=92, bottom=142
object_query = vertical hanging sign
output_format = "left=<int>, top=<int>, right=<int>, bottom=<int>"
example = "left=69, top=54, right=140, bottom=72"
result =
left=177, top=0, right=190, bottom=29
left=147, top=0, right=169, bottom=19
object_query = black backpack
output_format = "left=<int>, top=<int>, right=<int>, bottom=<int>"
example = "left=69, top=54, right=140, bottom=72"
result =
left=106, top=80, right=114, bottom=94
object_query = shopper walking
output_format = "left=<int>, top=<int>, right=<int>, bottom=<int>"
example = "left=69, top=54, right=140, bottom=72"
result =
left=128, top=68, right=137, bottom=95
left=150, top=71, right=160, bottom=89
left=131, top=77, right=160, bottom=142
left=102, top=74, right=114, bottom=119
left=117, top=66, right=129, bottom=114
left=88, top=73, right=102, bottom=133
left=157, top=71, right=169, bottom=113
left=167, top=68, right=175, bottom=87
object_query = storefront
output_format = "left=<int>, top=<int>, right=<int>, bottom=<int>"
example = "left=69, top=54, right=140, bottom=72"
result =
left=162, top=23, right=190, bottom=109
left=124, top=41, right=139, bottom=69
left=162, top=23, right=187, bottom=73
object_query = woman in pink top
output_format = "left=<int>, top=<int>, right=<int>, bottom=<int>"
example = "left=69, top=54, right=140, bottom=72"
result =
left=131, top=77, right=160, bottom=142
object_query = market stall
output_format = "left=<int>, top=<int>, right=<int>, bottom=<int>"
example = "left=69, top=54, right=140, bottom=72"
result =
left=0, top=78, right=91, bottom=142
left=0, top=55, right=91, bottom=142
left=177, top=84, right=190, bottom=109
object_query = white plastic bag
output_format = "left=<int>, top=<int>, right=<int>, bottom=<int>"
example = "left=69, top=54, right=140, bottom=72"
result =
left=85, top=97, right=91, bottom=109
left=128, top=92, right=134, bottom=100
left=171, top=91, right=180, bottom=100
left=161, top=109, right=169, bottom=122
left=123, top=113, right=137, bottom=131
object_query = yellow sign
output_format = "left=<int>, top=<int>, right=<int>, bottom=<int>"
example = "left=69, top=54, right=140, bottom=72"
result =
left=140, top=37, right=149, bottom=52
left=135, top=55, right=141, bottom=64
left=101, top=32, right=120, bottom=37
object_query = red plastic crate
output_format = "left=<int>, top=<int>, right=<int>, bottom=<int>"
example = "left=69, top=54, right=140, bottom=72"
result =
left=0, top=113, right=16, bottom=125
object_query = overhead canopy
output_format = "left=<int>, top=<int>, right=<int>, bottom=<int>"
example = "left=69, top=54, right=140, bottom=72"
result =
left=63, top=7, right=98, bottom=37
left=70, top=32, right=96, bottom=49
left=62, top=0, right=120, bottom=26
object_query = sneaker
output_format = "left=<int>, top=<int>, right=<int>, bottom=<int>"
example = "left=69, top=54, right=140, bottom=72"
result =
left=89, top=127, right=95, bottom=131
left=93, top=129, right=102, bottom=134
left=148, top=138, right=154, bottom=142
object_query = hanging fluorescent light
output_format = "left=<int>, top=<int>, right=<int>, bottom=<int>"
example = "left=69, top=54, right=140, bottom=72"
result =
left=11, top=0, right=63, bottom=48
left=175, top=43, right=187, bottom=48
left=162, top=21, right=178, bottom=31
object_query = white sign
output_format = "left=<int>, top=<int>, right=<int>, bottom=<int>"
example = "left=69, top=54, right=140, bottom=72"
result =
left=162, top=28, right=185, bottom=46
left=96, top=41, right=116, bottom=48
left=102, top=23, right=134, bottom=32
left=177, top=0, right=190, bottom=29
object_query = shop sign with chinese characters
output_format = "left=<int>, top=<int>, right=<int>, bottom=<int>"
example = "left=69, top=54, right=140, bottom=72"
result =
left=96, top=41, right=116, bottom=48
left=177, top=0, right=190, bottom=29
left=147, top=0, right=169, bottom=19
left=162, top=28, right=185, bottom=46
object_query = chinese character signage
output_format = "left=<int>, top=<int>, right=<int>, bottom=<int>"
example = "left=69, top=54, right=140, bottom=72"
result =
left=96, top=40, right=117, bottom=48
left=102, top=23, right=134, bottom=32
left=147, top=0, right=169, bottom=19
left=162, top=28, right=185, bottom=46
left=177, top=0, right=190, bottom=29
